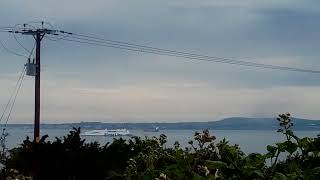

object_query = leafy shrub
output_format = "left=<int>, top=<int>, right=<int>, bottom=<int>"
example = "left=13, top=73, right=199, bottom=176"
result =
left=0, top=113, right=319, bottom=179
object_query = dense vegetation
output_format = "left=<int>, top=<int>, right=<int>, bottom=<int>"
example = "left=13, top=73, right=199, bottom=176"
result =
left=0, top=113, right=319, bottom=179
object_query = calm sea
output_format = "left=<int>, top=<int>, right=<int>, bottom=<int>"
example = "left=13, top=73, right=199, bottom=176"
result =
left=3, top=128, right=319, bottom=154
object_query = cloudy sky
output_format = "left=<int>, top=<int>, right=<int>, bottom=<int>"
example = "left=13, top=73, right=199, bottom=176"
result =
left=0, top=0, right=320, bottom=123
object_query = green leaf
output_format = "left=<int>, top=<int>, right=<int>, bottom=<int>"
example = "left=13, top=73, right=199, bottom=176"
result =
left=283, top=141, right=298, bottom=154
left=192, top=172, right=203, bottom=180
left=273, top=172, right=287, bottom=180
left=205, top=160, right=227, bottom=170
left=267, top=145, right=277, bottom=156
left=253, top=170, right=265, bottom=178
left=276, top=142, right=286, bottom=152
left=298, top=137, right=310, bottom=148
left=304, top=167, right=320, bottom=180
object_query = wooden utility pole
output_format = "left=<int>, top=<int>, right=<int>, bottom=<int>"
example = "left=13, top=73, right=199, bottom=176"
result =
left=9, top=26, right=57, bottom=142
left=34, top=32, right=41, bottom=142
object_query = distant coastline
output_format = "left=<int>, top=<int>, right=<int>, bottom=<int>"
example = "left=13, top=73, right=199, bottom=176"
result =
left=6, top=117, right=320, bottom=131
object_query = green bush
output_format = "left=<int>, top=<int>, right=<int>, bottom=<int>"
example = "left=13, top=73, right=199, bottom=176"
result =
left=0, top=113, right=319, bottom=180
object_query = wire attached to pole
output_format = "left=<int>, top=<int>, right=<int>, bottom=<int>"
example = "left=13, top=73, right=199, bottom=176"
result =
left=0, top=40, right=29, bottom=58
left=0, top=66, right=26, bottom=124
left=3, top=69, right=26, bottom=129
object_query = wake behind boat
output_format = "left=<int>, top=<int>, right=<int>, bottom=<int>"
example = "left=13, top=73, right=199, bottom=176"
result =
left=81, top=129, right=131, bottom=136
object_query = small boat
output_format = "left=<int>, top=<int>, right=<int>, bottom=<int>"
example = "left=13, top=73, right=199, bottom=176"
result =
left=143, top=126, right=159, bottom=132
left=81, top=129, right=131, bottom=136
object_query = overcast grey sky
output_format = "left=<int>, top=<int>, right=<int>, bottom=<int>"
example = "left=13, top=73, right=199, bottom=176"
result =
left=1, top=0, right=320, bottom=123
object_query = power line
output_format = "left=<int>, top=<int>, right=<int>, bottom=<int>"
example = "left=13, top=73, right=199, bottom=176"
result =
left=0, top=26, right=23, bottom=29
left=12, top=33, right=32, bottom=55
left=45, top=33, right=70, bottom=42
left=2, top=24, right=320, bottom=74
left=0, top=66, right=26, bottom=124
left=52, top=32, right=320, bottom=73
left=62, top=32, right=320, bottom=73
left=0, top=27, right=16, bottom=31
left=0, top=24, right=37, bottom=59
left=3, top=69, right=26, bottom=129
left=0, top=39, right=28, bottom=58
left=28, top=42, right=36, bottom=59
left=0, top=30, right=11, bottom=33
left=3, top=24, right=37, bottom=58
left=0, top=27, right=26, bottom=32
left=47, top=33, right=320, bottom=74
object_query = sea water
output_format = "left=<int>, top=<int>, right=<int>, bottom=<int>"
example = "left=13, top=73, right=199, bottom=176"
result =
left=3, top=127, right=319, bottom=154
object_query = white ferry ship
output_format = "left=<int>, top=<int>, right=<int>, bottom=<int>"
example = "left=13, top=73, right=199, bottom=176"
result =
left=81, top=129, right=131, bottom=136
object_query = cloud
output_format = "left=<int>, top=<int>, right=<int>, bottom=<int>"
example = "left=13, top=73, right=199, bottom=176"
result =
left=1, top=76, right=320, bottom=123
left=1, top=1, right=320, bottom=122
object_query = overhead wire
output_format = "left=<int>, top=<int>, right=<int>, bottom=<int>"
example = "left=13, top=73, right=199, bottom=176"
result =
left=55, top=36, right=312, bottom=73
left=0, top=26, right=15, bottom=29
left=0, top=27, right=14, bottom=31
left=46, top=33, right=320, bottom=74
left=0, top=27, right=27, bottom=32
left=0, top=24, right=33, bottom=134
left=45, top=33, right=70, bottom=42
left=0, top=26, right=25, bottom=29
left=0, top=66, right=26, bottom=124
left=3, top=69, right=26, bottom=129
left=2, top=24, right=320, bottom=74
left=0, top=40, right=28, bottom=58
left=50, top=32, right=320, bottom=73
left=28, top=41, right=36, bottom=59
left=0, top=22, right=40, bottom=30
left=63, top=32, right=319, bottom=73
left=9, top=24, right=35, bottom=58
left=12, top=34, right=32, bottom=55
left=0, top=26, right=28, bottom=58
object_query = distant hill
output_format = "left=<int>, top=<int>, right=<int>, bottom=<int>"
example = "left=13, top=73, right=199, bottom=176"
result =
left=7, top=117, right=320, bottom=130
left=205, top=117, right=320, bottom=130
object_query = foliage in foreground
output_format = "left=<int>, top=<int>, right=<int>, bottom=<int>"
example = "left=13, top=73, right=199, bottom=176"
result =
left=0, top=113, right=319, bottom=180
